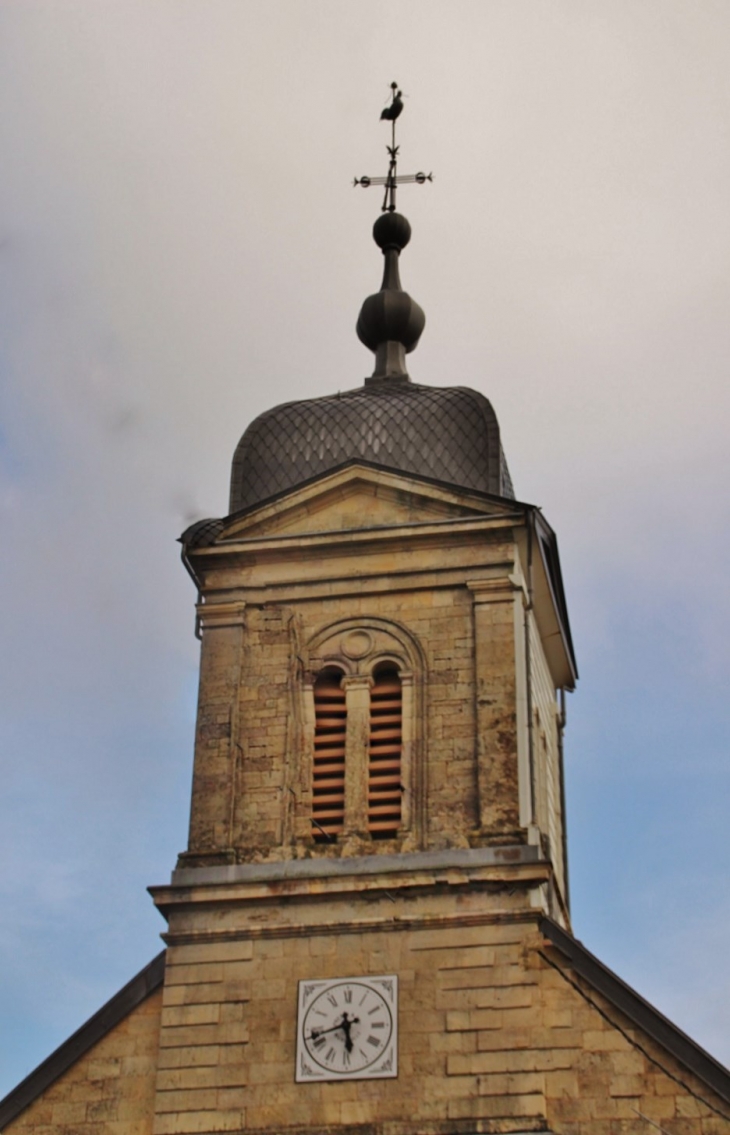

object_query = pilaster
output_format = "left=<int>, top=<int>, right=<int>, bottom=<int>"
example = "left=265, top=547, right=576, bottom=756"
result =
left=341, top=674, right=373, bottom=848
left=183, top=601, right=246, bottom=866
left=467, top=577, right=525, bottom=842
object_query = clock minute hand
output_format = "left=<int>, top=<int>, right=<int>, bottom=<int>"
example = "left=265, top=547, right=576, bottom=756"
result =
left=308, top=1019, right=347, bottom=1041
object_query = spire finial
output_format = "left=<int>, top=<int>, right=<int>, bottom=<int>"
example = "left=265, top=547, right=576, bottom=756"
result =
left=354, top=86, right=430, bottom=384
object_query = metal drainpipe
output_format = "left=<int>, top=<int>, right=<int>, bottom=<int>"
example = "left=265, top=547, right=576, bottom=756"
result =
left=558, top=685, right=570, bottom=914
left=179, top=544, right=203, bottom=641
left=525, top=512, right=536, bottom=830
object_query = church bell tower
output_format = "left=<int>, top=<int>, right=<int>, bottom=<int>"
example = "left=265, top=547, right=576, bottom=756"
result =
left=149, top=91, right=578, bottom=1133
left=6, top=86, right=729, bottom=1135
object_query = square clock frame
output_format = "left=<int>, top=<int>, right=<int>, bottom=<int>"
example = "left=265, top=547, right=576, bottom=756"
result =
left=295, top=974, right=398, bottom=1082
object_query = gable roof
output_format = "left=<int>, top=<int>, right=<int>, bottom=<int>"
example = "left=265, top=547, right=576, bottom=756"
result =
left=182, top=457, right=523, bottom=550
left=540, top=917, right=730, bottom=1108
left=0, top=951, right=164, bottom=1130
left=180, top=461, right=578, bottom=688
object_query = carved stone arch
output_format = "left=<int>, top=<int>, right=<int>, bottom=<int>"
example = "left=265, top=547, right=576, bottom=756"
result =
left=367, top=651, right=407, bottom=676
left=301, top=616, right=426, bottom=852
left=307, top=616, right=425, bottom=677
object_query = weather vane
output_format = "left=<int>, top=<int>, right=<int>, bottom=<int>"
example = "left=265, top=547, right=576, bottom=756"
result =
left=354, top=82, right=433, bottom=213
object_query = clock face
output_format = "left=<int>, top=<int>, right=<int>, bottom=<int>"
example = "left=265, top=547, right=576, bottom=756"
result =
left=295, top=975, right=397, bottom=1082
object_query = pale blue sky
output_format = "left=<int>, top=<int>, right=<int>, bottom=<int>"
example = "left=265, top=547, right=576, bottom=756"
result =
left=1, top=0, right=730, bottom=1096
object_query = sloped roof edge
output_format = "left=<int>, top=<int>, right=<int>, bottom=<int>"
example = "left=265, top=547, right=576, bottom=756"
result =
left=540, top=917, right=730, bottom=1107
left=182, top=457, right=526, bottom=550
left=0, top=951, right=165, bottom=1130
left=532, top=511, right=578, bottom=685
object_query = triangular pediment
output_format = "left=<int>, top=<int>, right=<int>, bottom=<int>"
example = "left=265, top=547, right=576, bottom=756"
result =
left=218, top=464, right=520, bottom=541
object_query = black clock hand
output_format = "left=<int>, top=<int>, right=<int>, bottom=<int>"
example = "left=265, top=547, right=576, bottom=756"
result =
left=308, top=1021, right=344, bottom=1040
left=340, top=1012, right=360, bottom=1053
left=308, top=1012, right=361, bottom=1045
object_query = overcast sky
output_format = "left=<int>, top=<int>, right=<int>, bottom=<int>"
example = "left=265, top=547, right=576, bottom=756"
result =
left=1, top=0, right=729, bottom=1095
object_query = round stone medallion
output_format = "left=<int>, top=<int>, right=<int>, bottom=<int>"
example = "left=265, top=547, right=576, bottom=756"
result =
left=341, top=630, right=373, bottom=660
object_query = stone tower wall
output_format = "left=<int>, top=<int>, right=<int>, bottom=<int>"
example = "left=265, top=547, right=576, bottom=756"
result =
left=185, top=527, right=529, bottom=867
left=148, top=914, right=729, bottom=1135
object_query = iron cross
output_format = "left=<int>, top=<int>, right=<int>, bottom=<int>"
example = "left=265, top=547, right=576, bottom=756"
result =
left=353, top=82, right=433, bottom=213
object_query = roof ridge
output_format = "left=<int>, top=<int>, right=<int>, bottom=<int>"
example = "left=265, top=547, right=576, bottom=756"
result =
left=540, top=917, right=730, bottom=1108
left=0, top=951, right=165, bottom=1129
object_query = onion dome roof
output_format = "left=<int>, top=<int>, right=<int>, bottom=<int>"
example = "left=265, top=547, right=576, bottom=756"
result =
left=229, top=381, right=513, bottom=515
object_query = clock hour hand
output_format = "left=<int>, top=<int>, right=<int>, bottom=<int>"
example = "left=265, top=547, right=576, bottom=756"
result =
left=340, top=1011, right=359, bottom=1053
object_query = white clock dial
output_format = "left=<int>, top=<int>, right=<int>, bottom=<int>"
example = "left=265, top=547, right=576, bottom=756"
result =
left=296, top=975, right=398, bottom=1082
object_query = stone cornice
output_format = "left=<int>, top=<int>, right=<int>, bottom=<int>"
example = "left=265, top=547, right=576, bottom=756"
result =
left=157, top=906, right=548, bottom=947
left=190, top=512, right=524, bottom=561
left=168, top=843, right=543, bottom=888
left=195, top=562, right=519, bottom=607
left=195, top=599, right=246, bottom=629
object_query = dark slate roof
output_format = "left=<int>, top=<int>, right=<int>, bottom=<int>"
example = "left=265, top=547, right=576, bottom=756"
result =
left=230, top=382, right=514, bottom=515
left=540, top=918, right=730, bottom=1108
left=181, top=516, right=226, bottom=548
left=0, top=952, right=165, bottom=1130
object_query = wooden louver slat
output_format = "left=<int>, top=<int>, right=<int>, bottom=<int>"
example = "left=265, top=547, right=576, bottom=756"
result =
left=368, top=668, right=402, bottom=839
left=312, top=671, right=346, bottom=842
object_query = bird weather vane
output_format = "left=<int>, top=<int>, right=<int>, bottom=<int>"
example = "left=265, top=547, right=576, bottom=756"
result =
left=354, top=82, right=433, bottom=212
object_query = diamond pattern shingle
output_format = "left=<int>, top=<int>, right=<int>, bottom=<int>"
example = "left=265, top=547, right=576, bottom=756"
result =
left=229, top=382, right=513, bottom=515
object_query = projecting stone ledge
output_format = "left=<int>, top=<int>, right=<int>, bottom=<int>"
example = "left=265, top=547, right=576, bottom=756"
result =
left=170, top=844, right=543, bottom=887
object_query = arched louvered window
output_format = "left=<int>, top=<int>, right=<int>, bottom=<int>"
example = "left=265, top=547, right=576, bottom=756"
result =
left=368, top=665, right=402, bottom=839
left=312, top=669, right=346, bottom=842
